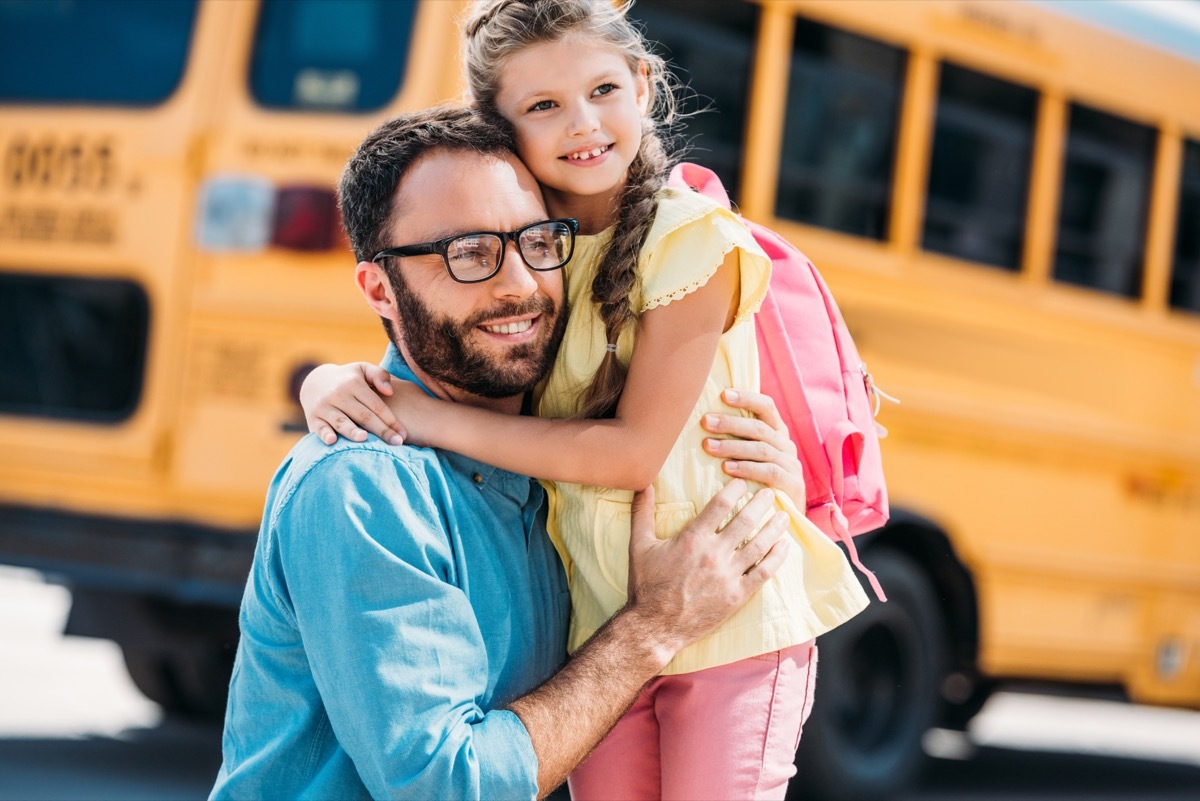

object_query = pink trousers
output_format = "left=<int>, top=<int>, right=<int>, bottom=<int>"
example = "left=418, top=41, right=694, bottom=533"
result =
left=568, top=642, right=818, bottom=801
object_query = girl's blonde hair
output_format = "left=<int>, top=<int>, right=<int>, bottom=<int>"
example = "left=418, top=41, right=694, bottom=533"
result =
left=464, top=0, right=678, bottom=419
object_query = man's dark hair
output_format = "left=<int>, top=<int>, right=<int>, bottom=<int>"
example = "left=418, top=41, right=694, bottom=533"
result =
left=338, top=105, right=516, bottom=264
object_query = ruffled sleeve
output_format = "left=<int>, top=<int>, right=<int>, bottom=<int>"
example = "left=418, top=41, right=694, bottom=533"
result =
left=636, top=186, right=771, bottom=327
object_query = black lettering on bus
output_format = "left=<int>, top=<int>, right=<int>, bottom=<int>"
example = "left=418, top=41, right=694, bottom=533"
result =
left=61, top=140, right=84, bottom=190
left=4, top=138, right=25, bottom=188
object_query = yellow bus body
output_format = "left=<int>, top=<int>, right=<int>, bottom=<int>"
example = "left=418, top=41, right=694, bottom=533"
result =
left=747, top=0, right=1200, bottom=709
left=0, top=0, right=1197, bottom=794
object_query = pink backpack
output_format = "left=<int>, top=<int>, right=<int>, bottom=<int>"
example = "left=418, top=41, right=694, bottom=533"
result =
left=669, top=162, right=892, bottom=601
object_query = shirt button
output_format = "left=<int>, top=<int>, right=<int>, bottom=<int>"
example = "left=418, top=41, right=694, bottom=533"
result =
left=472, top=472, right=484, bottom=484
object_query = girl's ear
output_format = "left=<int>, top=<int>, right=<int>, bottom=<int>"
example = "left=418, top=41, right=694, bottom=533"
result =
left=635, top=60, right=651, bottom=115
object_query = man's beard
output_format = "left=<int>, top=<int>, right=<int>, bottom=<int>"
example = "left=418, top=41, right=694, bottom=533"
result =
left=385, top=271, right=568, bottom=399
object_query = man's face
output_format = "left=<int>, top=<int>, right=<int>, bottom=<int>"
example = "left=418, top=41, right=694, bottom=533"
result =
left=377, top=150, right=568, bottom=401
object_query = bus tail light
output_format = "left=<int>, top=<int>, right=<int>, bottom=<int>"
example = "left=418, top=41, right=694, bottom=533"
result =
left=271, top=186, right=341, bottom=252
left=195, top=176, right=342, bottom=253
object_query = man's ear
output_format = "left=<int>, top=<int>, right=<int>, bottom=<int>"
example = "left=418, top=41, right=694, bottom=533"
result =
left=356, top=261, right=400, bottom=322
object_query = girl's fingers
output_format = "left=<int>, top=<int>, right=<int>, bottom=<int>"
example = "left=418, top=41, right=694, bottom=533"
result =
left=351, top=392, right=405, bottom=442
left=720, top=458, right=784, bottom=486
left=362, top=365, right=394, bottom=396
left=703, top=412, right=775, bottom=443
left=704, top=436, right=776, bottom=463
left=327, top=411, right=369, bottom=442
left=721, top=459, right=804, bottom=502
left=316, top=425, right=337, bottom=446
left=336, top=398, right=404, bottom=445
left=721, top=388, right=785, bottom=432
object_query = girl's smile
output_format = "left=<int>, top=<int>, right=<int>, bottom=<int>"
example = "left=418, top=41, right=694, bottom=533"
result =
left=564, top=143, right=614, bottom=163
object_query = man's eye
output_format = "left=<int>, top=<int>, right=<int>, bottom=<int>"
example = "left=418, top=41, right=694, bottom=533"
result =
left=448, top=239, right=489, bottom=263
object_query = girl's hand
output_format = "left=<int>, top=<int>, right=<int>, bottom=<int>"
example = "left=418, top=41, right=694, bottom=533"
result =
left=299, top=362, right=405, bottom=446
left=701, top=389, right=806, bottom=509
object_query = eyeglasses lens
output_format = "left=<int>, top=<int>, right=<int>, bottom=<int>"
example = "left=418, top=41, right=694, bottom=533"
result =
left=444, top=222, right=571, bottom=282
left=518, top=222, right=570, bottom=269
left=445, top=235, right=500, bottom=282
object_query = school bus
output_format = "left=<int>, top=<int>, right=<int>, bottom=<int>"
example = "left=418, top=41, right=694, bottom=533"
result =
left=0, top=1, right=1197, bottom=799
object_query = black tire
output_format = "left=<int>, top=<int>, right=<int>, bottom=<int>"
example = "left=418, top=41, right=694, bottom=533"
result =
left=790, top=548, right=948, bottom=801
left=123, top=644, right=233, bottom=722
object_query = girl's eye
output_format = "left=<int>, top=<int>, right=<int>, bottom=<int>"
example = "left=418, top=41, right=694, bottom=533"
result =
left=593, top=83, right=617, bottom=97
left=528, top=99, right=555, bottom=113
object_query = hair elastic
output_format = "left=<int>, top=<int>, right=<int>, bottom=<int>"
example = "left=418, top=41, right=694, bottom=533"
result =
left=605, top=343, right=618, bottom=353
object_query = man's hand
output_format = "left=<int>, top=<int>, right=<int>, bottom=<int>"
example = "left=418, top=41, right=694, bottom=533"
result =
left=624, top=480, right=791, bottom=667
left=508, top=479, right=789, bottom=797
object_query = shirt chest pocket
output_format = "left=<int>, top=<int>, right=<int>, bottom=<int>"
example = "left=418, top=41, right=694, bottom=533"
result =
left=592, top=498, right=696, bottom=594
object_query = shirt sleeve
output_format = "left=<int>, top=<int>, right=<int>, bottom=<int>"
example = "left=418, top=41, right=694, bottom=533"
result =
left=267, top=449, right=539, bottom=801
left=637, top=188, right=772, bottom=327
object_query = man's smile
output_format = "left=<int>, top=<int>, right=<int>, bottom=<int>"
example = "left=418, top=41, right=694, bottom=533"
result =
left=480, top=315, right=538, bottom=336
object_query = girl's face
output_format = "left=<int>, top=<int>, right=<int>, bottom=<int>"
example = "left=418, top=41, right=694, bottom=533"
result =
left=493, top=34, right=649, bottom=226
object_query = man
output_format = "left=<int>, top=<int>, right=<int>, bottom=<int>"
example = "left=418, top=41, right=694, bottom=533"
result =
left=210, top=106, right=792, bottom=800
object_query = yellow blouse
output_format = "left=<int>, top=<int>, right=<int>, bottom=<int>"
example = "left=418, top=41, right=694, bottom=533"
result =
left=537, top=187, right=869, bottom=675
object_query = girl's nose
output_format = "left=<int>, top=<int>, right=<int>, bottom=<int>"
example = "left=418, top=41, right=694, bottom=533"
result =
left=567, top=102, right=600, bottom=136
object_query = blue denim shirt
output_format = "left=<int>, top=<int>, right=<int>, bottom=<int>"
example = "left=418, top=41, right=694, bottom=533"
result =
left=211, top=346, right=569, bottom=801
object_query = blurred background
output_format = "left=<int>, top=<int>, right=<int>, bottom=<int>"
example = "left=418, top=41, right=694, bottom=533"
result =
left=0, top=0, right=1198, bottom=799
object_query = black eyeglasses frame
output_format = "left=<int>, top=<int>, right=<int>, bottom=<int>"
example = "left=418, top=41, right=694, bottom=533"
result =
left=371, top=218, right=579, bottom=284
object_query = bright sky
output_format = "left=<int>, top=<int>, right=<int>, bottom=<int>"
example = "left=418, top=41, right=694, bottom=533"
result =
left=1035, top=0, right=1200, bottom=64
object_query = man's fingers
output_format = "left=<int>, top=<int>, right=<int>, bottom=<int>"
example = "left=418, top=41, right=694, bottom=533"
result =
left=689, top=479, right=747, bottom=535
left=715, top=486, right=776, bottom=547
left=742, top=533, right=791, bottom=588
left=731, top=510, right=788, bottom=573
left=629, top=486, right=656, bottom=548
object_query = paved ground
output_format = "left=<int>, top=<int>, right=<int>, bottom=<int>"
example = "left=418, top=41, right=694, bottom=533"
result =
left=1, top=565, right=1198, bottom=800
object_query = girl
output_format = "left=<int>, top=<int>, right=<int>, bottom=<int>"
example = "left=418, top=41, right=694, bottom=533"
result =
left=304, top=1, right=870, bottom=797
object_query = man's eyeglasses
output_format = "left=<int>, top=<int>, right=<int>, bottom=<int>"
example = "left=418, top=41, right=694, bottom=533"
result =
left=373, top=218, right=578, bottom=284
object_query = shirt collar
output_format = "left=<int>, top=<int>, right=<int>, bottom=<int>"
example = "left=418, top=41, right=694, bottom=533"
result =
left=379, top=344, right=538, bottom=507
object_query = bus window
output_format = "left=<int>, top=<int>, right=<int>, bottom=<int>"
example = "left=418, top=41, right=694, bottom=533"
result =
left=0, top=0, right=198, bottom=106
left=775, top=17, right=906, bottom=240
left=1053, top=104, right=1155, bottom=299
left=0, top=275, right=148, bottom=422
left=632, top=0, right=759, bottom=201
left=1170, top=138, right=1200, bottom=314
left=923, top=63, right=1037, bottom=271
left=250, top=0, right=418, bottom=112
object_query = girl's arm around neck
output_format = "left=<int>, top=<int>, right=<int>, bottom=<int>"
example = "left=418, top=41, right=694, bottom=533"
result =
left=406, top=251, right=742, bottom=489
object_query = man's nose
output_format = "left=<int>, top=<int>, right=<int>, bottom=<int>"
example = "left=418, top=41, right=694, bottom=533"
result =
left=490, top=240, right=539, bottom=298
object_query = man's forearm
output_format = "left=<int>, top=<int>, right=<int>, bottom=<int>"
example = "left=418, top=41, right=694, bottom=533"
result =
left=507, top=605, right=679, bottom=798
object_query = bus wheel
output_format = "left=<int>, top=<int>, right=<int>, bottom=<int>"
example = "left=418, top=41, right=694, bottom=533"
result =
left=123, top=645, right=233, bottom=722
left=790, top=548, right=948, bottom=801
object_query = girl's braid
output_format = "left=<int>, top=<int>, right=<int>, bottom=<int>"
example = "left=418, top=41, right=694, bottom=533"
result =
left=578, top=125, right=670, bottom=419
